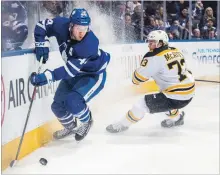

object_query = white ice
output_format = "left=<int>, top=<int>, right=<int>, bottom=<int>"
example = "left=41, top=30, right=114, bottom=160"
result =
left=3, top=84, right=219, bottom=174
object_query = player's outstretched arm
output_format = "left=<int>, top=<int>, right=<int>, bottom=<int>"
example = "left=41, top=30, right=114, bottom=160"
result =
left=29, top=57, right=91, bottom=86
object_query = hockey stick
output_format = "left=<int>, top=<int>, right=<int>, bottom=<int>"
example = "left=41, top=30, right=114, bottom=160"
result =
left=195, top=79, right=220, bottom=84
left=10, top=57, right=44, bottom=167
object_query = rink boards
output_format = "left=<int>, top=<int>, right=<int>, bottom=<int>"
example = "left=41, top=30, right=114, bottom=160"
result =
left=1, top=41, right=219, bottom=170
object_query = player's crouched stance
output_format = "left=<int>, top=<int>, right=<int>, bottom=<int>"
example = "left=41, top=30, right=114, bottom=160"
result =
left=29, top=8, right=110, bottom=141
left=106, top=30, right=195, bottom=133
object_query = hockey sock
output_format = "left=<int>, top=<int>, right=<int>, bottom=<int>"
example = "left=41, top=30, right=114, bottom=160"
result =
left=166, top=109, right=180, bottom=121
left=122, top=97, right=149, bottom=126
left=75, top=106, right=91, bottom=123
left=57, top=112, right=75, bottom=129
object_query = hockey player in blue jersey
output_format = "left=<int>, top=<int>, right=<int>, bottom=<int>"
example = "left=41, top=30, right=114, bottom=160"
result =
left=30, top=8, right=110, bottom=141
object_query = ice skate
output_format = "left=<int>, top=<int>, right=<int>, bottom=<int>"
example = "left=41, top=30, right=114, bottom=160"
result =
left=53, top=118, right=77, bottom=140
left=75, top=113, right=93, bottom=141
left=106, top=122, right=129, bottom=133
left=161, top=111, right=185, bottom=128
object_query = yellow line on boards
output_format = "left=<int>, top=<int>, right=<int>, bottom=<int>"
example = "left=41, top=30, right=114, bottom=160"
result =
left=2, top=119, right=62, bottom=171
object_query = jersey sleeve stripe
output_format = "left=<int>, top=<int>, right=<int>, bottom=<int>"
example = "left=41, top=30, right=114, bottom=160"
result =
left=132, top=73, right=143, bottom=84
left=132, top=73, right=142, bottom=84
left=132, top=77, right=139, bottom=85
left=63, top=64, right=75, bottom=77
left=133, top=71, right=148, bottom=84
left=67, top=60, right=81, bottom=72
left=36, top=22, right=46, bottom=31
left=134, top=71, right=148, bottom=81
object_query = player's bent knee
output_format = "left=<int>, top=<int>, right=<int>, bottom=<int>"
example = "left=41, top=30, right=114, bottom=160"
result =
left=131, top=97, right=150, bottom=119
left=65, top=91, right=86, bottom=114
left=51, top=101, right=66, bottom=118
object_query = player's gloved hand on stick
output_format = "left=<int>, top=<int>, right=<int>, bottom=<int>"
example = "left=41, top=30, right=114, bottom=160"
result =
left=30, top=69, right=55, bottom=86
left=35, top=40, right=50, bottom=64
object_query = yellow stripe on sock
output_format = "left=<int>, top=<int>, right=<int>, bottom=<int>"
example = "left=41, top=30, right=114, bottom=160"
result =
left=126, top=113, right=136, bottom=123
left=128, top=110, right=141, bottom=121
left=168, top=109, right=179, bottom=118
left=126, top=110, right=142, bottom=124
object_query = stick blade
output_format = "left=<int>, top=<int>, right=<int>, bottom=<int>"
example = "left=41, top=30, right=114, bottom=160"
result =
left=10, top=160, right=17, bottom=167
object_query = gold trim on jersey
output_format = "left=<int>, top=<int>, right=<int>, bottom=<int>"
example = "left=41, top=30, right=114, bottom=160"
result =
left=163, top=83, right=195, bottom=95
left=132, top=70, right=148, bottom=85
left=135, top=71, right=148, bottom=81
left=156, top=49, right=179, bottom=56
left=164, top=83, right=194, bottom=92
left=132, top=76, right=140, bottom=85
left=126, top=110, right=141, bottom=123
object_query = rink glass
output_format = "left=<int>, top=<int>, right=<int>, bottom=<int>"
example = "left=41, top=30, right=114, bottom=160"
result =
left=1, top=0, right=219, bottom=52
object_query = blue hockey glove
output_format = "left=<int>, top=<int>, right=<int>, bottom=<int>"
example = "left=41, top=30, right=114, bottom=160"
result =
left=35, top=40, right=50, bottom=64
left=30, top=69, right=55, bottom=86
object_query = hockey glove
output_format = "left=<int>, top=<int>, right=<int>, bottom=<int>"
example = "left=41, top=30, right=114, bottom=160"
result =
left=30, top=69, right=55, bottom=86
left=35, top=40, right=50, bottom=64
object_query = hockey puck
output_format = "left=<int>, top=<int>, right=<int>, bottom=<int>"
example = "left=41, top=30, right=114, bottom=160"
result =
left=39, top=158, right=47, bottom=165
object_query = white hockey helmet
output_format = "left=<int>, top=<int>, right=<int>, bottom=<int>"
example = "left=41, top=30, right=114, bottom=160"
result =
left=147, top=30, right=169, bottom=46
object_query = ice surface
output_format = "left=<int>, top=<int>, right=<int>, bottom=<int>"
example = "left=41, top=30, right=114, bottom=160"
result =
left=3, top=84, right=219, bottom=174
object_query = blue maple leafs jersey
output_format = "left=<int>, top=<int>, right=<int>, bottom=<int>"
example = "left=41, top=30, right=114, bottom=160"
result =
left=34, top=17, right=110, bottom=81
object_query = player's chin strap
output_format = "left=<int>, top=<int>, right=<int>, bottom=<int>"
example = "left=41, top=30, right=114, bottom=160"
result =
left=69, top=23, right=75, bottom=40
left=156, top=40, right=167, bottom=48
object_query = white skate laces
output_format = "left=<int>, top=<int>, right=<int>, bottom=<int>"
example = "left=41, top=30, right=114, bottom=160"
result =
left=76, top=122, right=89, bottom=136
left=56, top=128, right=71, bottom=137
left=53, top=120, right=77, bottom=140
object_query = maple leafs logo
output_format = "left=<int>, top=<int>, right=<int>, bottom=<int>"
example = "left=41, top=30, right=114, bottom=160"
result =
left=81, top=11, right=87, bottom=17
